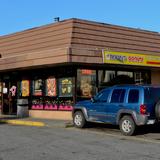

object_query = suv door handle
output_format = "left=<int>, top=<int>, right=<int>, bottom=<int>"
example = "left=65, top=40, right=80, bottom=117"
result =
left=89, top=110, right=96, bottom=112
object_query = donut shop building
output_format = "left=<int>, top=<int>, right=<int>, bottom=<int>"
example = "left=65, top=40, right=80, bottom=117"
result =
left=0, top=18, right=160, bottom=120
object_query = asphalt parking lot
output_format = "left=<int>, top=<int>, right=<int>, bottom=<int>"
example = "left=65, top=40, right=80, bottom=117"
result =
left=1, top=116, right=160, bottom=142
left=1, top=121, right=160, bottom=160
left=0, top=121, right=160, bottom=160
left=77, top=122, right=160, bottom=143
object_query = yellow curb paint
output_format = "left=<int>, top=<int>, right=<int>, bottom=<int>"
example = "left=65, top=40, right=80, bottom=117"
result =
left=0, top=120, right=45, bottom=127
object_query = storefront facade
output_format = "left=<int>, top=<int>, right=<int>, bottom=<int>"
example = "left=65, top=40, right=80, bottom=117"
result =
left=0, top=18, right=160, bottom=119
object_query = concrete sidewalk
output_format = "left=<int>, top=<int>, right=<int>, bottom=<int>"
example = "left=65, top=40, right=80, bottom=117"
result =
left=0, top=115, right=73, bottom=128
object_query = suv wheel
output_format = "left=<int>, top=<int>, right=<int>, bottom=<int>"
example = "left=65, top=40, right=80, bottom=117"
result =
left=119, top=116, right=136, bottom=136
left=73, top=111, right=86, bottom=128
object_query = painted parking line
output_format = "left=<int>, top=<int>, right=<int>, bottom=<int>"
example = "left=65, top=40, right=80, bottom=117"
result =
left=0, top=119, right=46, bottom=127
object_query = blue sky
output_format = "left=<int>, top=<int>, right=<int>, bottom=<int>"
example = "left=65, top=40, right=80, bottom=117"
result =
left=0, top=0, right=160, bottom=35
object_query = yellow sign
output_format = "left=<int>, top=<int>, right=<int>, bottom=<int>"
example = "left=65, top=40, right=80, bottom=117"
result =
left=103, top=50, right=160, bottom=67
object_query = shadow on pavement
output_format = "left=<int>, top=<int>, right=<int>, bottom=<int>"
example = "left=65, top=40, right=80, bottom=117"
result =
left=84, top=122, right=160, bottom=136
left=136, top=123, right=160, bottom=136
left=86, top=122, right=120, bottom=132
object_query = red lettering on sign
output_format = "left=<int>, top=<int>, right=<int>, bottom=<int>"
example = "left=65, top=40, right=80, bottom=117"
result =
left=128, top=56, right=143, bottom=63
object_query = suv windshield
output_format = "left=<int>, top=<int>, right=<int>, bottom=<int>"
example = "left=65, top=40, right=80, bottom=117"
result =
left=144, top=87, right=160, bottom=104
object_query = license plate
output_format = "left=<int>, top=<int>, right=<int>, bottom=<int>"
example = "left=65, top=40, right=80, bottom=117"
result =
left=147, top=120, right=155, bottom=124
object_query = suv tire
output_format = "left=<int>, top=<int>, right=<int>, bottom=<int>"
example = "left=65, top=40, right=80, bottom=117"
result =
left=119, top=115, right=136, bottom=136
left=73, top=111, right=86, bottom=128
left=155, top=100, right=160, bottom=120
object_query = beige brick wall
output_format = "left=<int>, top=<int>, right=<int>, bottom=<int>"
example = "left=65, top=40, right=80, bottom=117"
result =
left=29, top=110, right=72, bottom=120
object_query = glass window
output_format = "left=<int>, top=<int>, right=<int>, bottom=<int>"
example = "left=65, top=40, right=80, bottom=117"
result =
left=117, top=71, right=133, bottom=78
left=21, top=80, right=30, bottom=97
left=128, top=89, right=139, bottom=103
left=77, top=69, right=96, bottom=99
left=98, top=70, right=115, bottom=89
left=116, top=71, right=134, bottom=85
left=32, top=79, right=43, bottom=96
left=94, top=89, right=110, bottom=102
left=111, top=89, right=126, bottom=103
left=46, top=77, right=56, bottom=97
left=59, top=78, right=73, bottom=97
left=134, top=72, right=150, bottom=84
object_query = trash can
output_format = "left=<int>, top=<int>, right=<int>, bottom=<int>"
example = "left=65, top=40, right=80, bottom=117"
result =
left=17, top=99, right=29, bottom=117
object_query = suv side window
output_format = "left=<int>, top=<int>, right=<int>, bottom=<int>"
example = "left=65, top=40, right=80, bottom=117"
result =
left=95, top=89, right=110, bottom=102
left=128, top=89, right=139, bottom=103
left=110, top=89, right=126, bottom=103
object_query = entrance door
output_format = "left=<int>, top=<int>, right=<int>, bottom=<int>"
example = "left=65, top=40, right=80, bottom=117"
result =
left=2, top=75, right=17, bottom=115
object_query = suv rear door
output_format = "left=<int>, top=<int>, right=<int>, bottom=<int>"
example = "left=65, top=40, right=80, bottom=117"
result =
left=125, top=88, right=141, bottom=113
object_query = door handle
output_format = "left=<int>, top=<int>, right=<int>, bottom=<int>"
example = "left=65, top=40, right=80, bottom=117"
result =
left=89, top=110, right=96, bottom=112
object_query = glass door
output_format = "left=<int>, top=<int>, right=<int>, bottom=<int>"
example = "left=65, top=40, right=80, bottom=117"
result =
left=2, top=75, right=17, bottom=115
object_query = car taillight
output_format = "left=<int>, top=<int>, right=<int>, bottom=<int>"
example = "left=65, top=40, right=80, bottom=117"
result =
left=140, top=104, right=147, bottom=115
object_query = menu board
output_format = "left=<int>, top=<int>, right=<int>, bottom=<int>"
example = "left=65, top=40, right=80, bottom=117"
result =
left=59, top=78, right=73, bottom=97
left=33, top=79, right=43, bottom=96
left=46, top=77, right=56, bottom=96
left=21, top=80, right=30, bottom=97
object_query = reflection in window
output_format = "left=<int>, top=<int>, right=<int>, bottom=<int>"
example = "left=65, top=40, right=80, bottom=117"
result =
left=117, top=71, right=133, bottom=78
left=98, top=70, right=115, bottom=89
left=134, top=72, right=150, bottom=84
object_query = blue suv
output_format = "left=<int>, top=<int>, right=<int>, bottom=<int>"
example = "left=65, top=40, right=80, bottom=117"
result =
left=73, top=85, right=160, bottom=136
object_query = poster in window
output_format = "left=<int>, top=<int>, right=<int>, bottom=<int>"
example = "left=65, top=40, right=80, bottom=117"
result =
left=77, top=69, right=96, bottom=98
left=21, top=80, right=30, bottom=97
left=33, top=79, right=43, bottom=96
left=59, top=78, right=73, bottom=97
left=80, top=76, right=92, bottom=98
left=46, top=77, right=56, bottom=96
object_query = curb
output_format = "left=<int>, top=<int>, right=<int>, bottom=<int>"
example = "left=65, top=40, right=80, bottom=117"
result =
left=0, top=119, right=46, bottom=127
